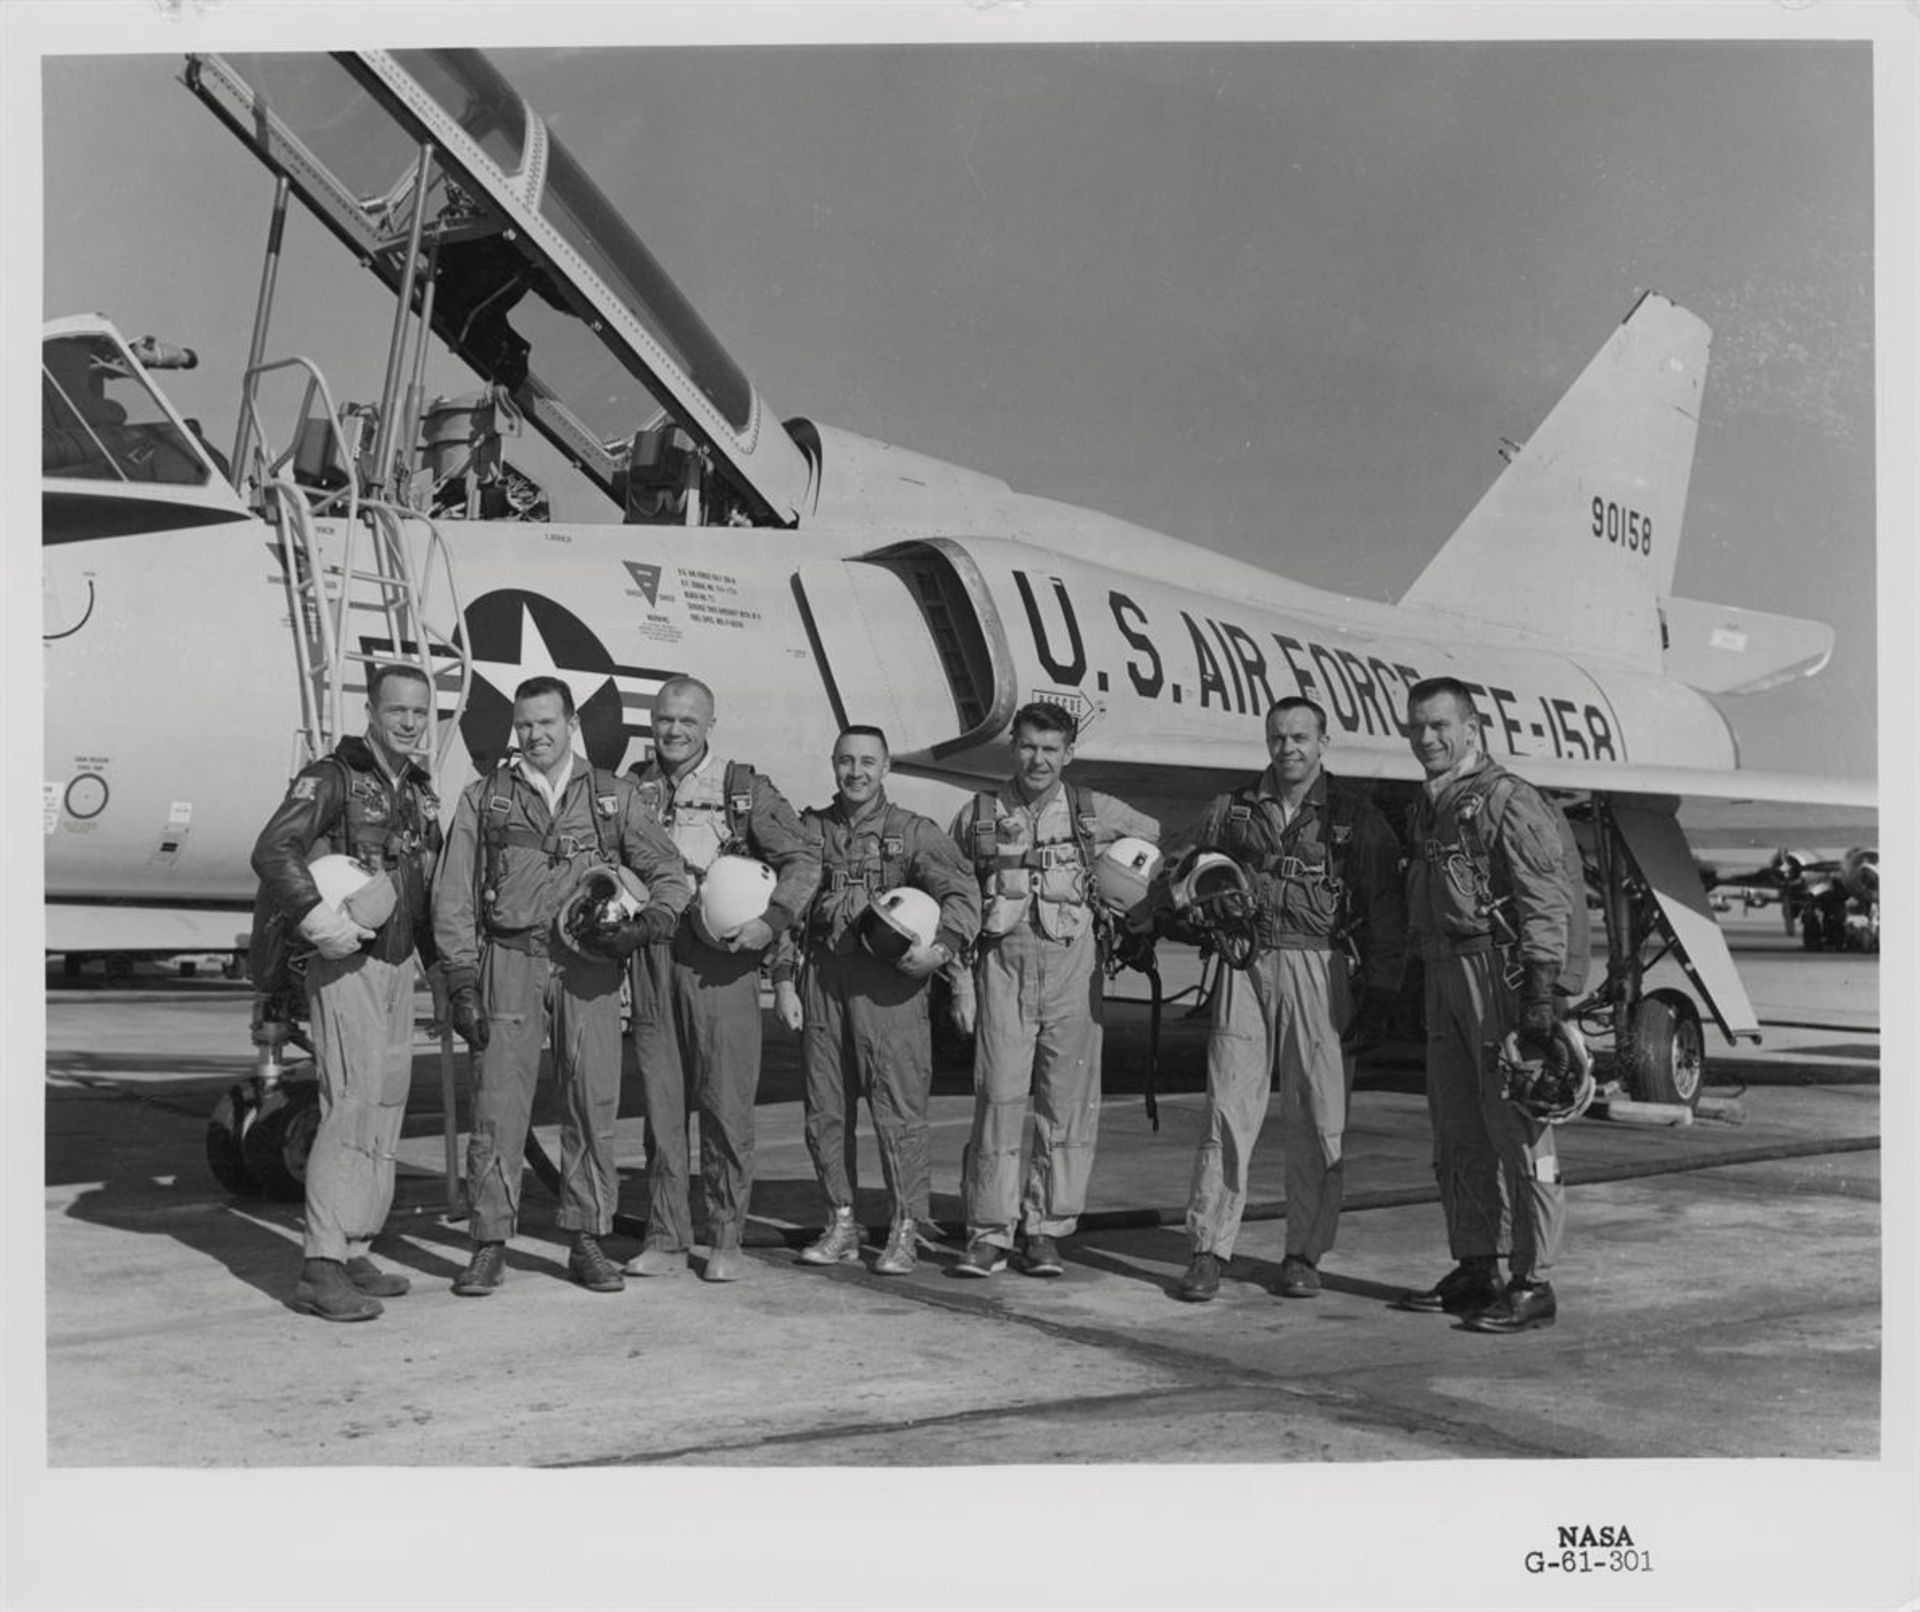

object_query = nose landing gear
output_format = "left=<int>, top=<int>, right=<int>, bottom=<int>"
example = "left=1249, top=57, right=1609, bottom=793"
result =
left=204, top=996, right=320, bottom=1201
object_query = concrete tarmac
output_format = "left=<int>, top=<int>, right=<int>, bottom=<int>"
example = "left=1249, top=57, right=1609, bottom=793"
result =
left=41, top=914, right=1886, bottom=1472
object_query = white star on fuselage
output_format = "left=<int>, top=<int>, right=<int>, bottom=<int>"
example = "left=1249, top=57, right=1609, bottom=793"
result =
left=467, top=602, right=615, bottom=750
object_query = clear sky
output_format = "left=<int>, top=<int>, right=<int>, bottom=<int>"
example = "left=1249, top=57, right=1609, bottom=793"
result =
left=34, top=21, right=1888, bottom=781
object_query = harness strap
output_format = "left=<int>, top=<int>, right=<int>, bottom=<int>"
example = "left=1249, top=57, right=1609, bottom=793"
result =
left=970, top=791, right=999, bottom=874
left=588, top=766, right=622, bottom=863
left=722, top=759, right=756, bottom=853
left=1067, top=784, right=1100, bottom=874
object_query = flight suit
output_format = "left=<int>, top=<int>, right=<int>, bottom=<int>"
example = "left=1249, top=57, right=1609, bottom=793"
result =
left=1405, top=756, right=1576, bottom=1281
left=1173, top=769, right=1406, bottom=1264
left=795, top=793, right=981, bottom=1227
left=250, top=735, right=440, bottom=1264
left=434, top=756, right=691, bottom=1244
left=950, top=782, right=1160, bottom=1251
left=626, top=750, right=820, bottom=1253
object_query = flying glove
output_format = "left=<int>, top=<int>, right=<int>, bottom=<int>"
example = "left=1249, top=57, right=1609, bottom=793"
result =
left=297, top=901, right=375, bottom=961
left=1516, top=959, right=1561, bottom=1060
left=635, top=905, right=681, bottom=947
left=449, top=985, right=490, bottom=1051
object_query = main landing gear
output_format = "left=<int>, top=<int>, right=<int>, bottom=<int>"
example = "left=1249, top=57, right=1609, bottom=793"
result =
left=1571, top=799, right=1727, bottom=1113
left=1620, top=986, right=1705, bottom=1108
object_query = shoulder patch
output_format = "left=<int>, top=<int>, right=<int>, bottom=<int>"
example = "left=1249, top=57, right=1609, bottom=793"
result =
left=290, top=777, right=319, bottom=802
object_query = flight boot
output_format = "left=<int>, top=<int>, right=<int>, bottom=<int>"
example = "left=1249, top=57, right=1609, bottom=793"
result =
left=1464, top=1279, right=1558, bottom=1334
left=1275, top=1255, right=1320, bottom=1299
left=1394, top=1256, right=1502, bottom=1316
left=1177, top=1251, right=1222, bottom=1303
left=798, top=1205, right=863, bottom=1266
left=624, top=1240, right=686, bottom=1278
left=568, top=1232, right=626, bottom=1293
left=343, top=1256, right=411, bottom=1297
left=292, top=1258, right=383, bottom=1322
left=951, top=1238, right=1008, bottom=1278
left=703, top=1229, right=747, bottom=1283
left=452, top=1242, right=507, bottom=1297
left=1017, top=1233, right=1065, bottom=1278
left=872, top=1218, right=921, bottom=1276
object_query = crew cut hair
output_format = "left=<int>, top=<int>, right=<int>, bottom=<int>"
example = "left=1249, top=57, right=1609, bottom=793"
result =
left=1012, top=701, right=1078, bottom=743
left=1406, top=676, right=1482, bottom=724
left=836, top=724, right=890, bottom=755
left=654, top=674, right=717, bottom=712
left=514, top=675, right=575, bottom=718
left=1266, top=695, right=1328, bottom=736
left=367, top=663, right=430, bottom=703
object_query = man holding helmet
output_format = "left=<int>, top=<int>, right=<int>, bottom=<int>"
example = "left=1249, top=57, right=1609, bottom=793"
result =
left=779, top=726, right=980, bottom=1276
left=1396, top=676, right=1583, bottom=1333
left=249, top=663, right=443, bottom=1322
left=1165, top=696, right=1406, bottom=1305
left=947, top=701, right=1160, bottom=1278
left=434, top=676, right=691, bottom=1298
left=624, top=676, right=820, bottom=1282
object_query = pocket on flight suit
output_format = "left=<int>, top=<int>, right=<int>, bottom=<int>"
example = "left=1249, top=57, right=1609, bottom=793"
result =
left=478, top=944, right=532, bottom=1040
left=1206, top=962, right=1265, bottom=1053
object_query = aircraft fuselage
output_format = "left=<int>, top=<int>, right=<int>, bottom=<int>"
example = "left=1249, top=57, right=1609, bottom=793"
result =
left=42, top=501, right=1740, bottom=915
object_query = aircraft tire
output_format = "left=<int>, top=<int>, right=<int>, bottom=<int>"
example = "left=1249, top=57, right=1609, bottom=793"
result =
left=1625, top=988, right=1704, bottom=1109
left=239, top=1079, right=322, bottom=1203
left=206, top=1083, right=263, bottom=1196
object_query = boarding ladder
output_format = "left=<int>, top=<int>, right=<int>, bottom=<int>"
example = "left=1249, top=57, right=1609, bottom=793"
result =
left=237, top=356, right=472, bottom=779
left=232, top=355, right=476, bottom=1215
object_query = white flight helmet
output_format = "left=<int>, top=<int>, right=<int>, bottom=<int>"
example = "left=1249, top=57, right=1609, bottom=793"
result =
left=1169, top=849, right=1252, bottom=915
left=1491, top=1021, right=1595, bottom=1126
left=694, top=854, right=776, bottom=947
left=1167, top=847, right=1260, bottom=967
left=858, top=886, right=942, bottom=966
left=307, top=853, right=397, bottom=934
left=1094, top=837, right=1162, bottom=920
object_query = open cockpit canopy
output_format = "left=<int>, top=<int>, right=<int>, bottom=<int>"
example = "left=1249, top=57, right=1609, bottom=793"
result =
left=185, top=50, right=817, bottom=525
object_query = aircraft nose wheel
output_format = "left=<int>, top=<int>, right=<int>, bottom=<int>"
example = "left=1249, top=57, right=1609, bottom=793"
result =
left=206, top=1083, right=263, bottom=1195
left=205, top=1077, right=321, bottom=1201
left=1624, top=987, right=1704, bottom=1108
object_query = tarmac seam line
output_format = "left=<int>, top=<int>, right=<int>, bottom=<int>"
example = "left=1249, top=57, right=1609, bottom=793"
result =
left=705, top=1255, right=1577, bottom=1462
left=554, top=1383, right=1247, bottom=1466
left=551, top=1375, right=1554, bottom=1467
left=1060, top=1133, right=1884, bottom=1235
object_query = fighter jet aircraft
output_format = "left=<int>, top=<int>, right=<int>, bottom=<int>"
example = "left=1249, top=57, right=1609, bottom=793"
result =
left=41, top=50, right=1875, bottom=1187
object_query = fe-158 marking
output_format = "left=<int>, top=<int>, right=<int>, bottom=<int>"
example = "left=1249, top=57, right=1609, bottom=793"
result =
left=1013, top=567, right=1621, bottom=761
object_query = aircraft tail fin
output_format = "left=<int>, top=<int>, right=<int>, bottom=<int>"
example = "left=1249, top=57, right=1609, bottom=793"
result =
left=1396, top=293, right=1709, bottom=669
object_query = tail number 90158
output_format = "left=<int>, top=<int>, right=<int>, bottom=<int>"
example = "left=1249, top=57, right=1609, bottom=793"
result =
left=1592, top=496, right=1653, bottom=555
